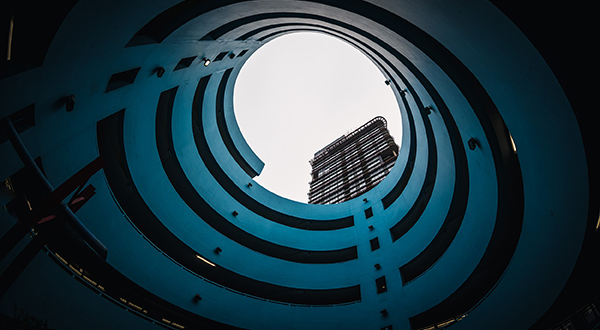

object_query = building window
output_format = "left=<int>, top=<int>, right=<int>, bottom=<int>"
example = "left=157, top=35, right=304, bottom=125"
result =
left=0, top=103, right=35, bottom=145
left=213, top=51, right=228, bottom=62
left=365, top=207, right=373, bottom=219
left=174, top=56, right=196, bottom=70
left=376, top=276, right=387, bottom=294
left=370, top=237, right=380, bottom=251
left=105, top=67, right=140, bottom=93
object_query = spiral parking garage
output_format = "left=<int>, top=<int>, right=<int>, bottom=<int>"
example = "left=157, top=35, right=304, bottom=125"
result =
left=0, top=1, right=595, bottom=330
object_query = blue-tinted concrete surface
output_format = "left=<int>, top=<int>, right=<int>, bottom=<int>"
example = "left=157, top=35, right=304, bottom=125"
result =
left=0, top=0, right=591, bottom=329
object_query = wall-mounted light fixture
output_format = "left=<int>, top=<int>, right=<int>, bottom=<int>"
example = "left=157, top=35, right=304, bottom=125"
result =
left=468, top=137, right=479, bottom=150
left=203, top=58, right=211, bottom=67
left=214, top=247, right=222, bottom=254
left=232, top=211, right=238, bottom=216
left=384, top=80, right=390, bottom=85
left=65, top=95, right=75, bottom=112
left=196, top=254, right=216, bottom=267
left=509, top=132, right=517, bottom=153
left=424, top=105, right=434, bottom=115
left=596, top=206, right=600, bottom=232
left=155, top=66, right=165, bottom=78
left=7, top=13, right=14, bottom=61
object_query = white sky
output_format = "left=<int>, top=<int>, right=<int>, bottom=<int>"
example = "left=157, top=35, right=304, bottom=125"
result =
left=233, top=32, right=401, bottom=203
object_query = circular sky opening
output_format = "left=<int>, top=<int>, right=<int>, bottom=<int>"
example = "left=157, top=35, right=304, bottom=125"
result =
left=234, top=32, right=401, bottom=203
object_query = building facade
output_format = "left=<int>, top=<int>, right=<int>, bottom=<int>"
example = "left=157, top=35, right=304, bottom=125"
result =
left=308, top=117, right=398, bottom=204
left=0, top=1, right=595, bottom=330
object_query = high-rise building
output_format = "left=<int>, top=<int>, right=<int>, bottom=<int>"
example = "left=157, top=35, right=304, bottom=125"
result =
left=308, top=116, right=399, bottom=204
